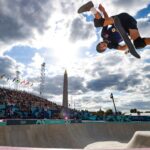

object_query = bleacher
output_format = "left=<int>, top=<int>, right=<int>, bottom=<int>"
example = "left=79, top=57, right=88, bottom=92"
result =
left=0, top=87, right=61, bottom=119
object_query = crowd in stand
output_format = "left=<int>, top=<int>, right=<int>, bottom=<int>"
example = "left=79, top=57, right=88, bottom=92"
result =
left=0, top=87, right=62, bottom=119
left=0, top=87, right=94, bottom=120
left=2, top=87, right=149, bottom=122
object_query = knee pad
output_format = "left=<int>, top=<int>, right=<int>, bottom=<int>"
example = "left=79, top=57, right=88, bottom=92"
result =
left=94, top=18, right=105, bottom=27
left=133, top=37, right=146, bottom=49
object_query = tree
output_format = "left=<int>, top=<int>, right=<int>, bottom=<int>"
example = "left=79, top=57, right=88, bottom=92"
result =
left=105, top=109, right=113, bottom=116
left=97, top=109, right=105, bottom=116
left=137, top=111, right=141, bottom=116
left=130, top=108, right=137, bottom=113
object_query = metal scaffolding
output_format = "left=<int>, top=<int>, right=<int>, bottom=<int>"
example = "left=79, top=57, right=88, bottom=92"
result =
left=39, top=62, right=46, bottom=96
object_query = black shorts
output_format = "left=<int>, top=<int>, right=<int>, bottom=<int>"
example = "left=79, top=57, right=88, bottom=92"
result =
left=94, top=13, right=137, bottom=34
left=113, top=13, right=138, bottom=34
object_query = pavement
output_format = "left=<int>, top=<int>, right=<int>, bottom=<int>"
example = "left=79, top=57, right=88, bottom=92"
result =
left=0, top=122, right=150, bottom=149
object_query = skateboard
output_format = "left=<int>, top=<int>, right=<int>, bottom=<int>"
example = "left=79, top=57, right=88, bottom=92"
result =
left=114, top=16, right=141, bottom=59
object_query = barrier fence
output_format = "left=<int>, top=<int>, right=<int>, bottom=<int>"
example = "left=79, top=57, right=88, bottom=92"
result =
left=0, top=119, right=82, bottom=126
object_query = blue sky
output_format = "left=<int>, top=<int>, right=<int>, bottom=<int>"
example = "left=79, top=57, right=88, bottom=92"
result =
left=4, top=46, right=37, bottom=64
left=0, top=0, right=150, bottom=112
left=136, top=4, right=150, bottom=18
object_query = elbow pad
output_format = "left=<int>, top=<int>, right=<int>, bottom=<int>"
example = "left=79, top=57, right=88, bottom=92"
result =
left=94, top=18, right=105, bottom=27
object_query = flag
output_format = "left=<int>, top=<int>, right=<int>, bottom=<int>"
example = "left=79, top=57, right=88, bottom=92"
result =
left=25, top=81, right=29, bottom=85
left=20, top=80, right=26, bottom=84
left=30, top=83, right=33, bottom=87
left=12, top=78, right=16, bottom=82
left=16, top=79, right=20, bottom=83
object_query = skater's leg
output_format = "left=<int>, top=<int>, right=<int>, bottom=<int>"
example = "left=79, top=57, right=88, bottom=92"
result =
left=144, top=38, right=150, bottom=45
left=129, top=29, right=140, bottom=40
left=129, top=29, right=150, bottom=48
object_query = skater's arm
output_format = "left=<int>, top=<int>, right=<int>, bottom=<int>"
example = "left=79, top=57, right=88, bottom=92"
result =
left=117, top=45, right=128, bottom=51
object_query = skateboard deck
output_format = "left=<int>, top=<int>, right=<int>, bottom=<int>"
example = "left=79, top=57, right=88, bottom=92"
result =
left=114, top=16, right=141, bottom=59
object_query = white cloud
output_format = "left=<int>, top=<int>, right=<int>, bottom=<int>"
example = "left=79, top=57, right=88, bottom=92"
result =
left=30, top=53, right=44, bottom=67
left=99, top=0, right=150, bottom=16
left=137, top=18, right=150, bottom=37
left=0, top=0, right=150, bottom=112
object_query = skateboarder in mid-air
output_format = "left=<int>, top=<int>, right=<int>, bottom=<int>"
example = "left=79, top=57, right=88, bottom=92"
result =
left=97, top=5, right=127, bottom=53
left=78, top=1, right=150, bottom=54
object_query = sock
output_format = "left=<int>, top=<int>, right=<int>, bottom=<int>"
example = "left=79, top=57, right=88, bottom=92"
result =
left=90, top=7, right=97, bottom=15
left=90, top=7, right=103, bottom=17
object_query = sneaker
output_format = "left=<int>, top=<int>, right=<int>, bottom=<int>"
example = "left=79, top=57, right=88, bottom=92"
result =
left=78, top=1, right=94, bottom=13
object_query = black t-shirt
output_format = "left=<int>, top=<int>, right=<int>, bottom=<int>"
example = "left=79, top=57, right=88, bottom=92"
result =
left=101, top=25, right=123, bottom=49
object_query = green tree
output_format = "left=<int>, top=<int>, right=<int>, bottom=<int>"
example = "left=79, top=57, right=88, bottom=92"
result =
left=105, top=109, right=113, bottom=116
left=96, top=109, right=105, bottom=116
left=130, top=108, right=137, bottom=113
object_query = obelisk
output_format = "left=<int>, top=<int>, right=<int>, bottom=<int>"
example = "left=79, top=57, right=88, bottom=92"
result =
left=63, top=70, right=68, bottom=108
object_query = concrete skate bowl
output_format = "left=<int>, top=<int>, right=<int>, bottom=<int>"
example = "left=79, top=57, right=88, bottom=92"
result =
left=0, top=122, right=150, bottom=149
left=84, top=131, right=150, bottom=149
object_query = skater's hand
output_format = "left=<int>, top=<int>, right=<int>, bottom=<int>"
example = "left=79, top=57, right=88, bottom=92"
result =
left=98, top=4, right=105, bottom=12
left=125, top=50, right=129, bottom=54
